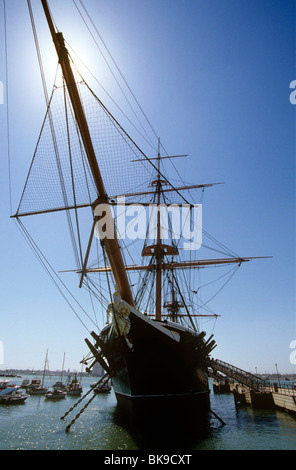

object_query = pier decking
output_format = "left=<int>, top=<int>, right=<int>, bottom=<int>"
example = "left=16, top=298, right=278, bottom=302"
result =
left=231, top=383, right=296, bottom=414
left=208, top=358, right=296, bottom=415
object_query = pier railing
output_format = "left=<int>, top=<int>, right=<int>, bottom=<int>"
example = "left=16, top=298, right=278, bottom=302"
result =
left=206, top=358, right=266, bottom=391
left=263, top=381, right=296, bottom=394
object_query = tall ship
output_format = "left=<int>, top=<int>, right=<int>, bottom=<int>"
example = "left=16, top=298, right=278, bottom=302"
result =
left=10, top=1, right=266, bottom=429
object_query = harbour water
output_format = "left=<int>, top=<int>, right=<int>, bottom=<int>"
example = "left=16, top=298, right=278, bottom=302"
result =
left=0, top=375, right=295, bottom=451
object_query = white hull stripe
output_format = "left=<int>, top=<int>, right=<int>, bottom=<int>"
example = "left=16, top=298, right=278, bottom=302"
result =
left=115, top=390, right=209, bottom=399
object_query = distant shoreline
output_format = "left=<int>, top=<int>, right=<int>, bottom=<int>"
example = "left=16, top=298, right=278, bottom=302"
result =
left=0, top=369, right=101, bottom=378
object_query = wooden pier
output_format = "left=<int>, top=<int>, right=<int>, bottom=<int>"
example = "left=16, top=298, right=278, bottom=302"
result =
left=208, top=358, right=296, bottom=415
left=230, top=383, right=296, bottom=414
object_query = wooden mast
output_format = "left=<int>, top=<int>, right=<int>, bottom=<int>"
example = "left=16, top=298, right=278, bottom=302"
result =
left=143, top=139, right=179, bottom=320
left=41, top=0, right=134, bottom=306
left=78, top=256, right=271, bottom=273
left=41, top=349, right=48, bottom=388
left=155, top=140, right=162, bottom=320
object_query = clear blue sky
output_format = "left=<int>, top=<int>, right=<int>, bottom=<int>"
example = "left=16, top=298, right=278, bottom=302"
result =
left=0, top=0, right=295, bottom=374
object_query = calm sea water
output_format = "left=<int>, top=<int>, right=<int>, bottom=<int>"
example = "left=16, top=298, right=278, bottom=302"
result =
left=0, top=375, right=295, bottom=451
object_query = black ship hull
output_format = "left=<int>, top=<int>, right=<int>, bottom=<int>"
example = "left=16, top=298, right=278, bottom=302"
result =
left=93, top=308, right=215, bottom=426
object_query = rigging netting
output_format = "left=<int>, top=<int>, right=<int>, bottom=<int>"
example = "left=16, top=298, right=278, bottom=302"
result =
left=15, top=73, right=154, bottom=217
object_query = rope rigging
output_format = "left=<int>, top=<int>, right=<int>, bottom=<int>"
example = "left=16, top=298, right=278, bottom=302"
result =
left=72, top=0, right=158, bottom=151
left=3, top=0, right=12, bottom=215
left=14, top=217, right=96, bottom=333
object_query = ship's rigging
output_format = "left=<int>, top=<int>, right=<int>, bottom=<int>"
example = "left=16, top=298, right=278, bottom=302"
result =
left=6, top=0, right=269, bottom=339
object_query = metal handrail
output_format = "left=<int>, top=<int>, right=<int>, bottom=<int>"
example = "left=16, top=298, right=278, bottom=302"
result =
left=206, top=358, right=266, bottom=391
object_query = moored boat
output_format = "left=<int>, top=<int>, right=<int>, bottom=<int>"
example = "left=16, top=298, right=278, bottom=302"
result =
left=0, top=391, right=29, bottom=405
left=0, top=380, right=29, bottom=405
left=93, top=379, right=112, bottom=394
left=0, top=379, right=17, bottom=395
left=52, top=353, right=68, bottom=392
left=27, top=385, right=48, bottom=395
left=20, top=379, right=30, bottom=389
left=27, top=351, right=49, bottom=395
left=52, top=380, right=68, bottom=392
left=67, top=374, right=83, bottom=396
left=45, top=389, right=67, bottom=400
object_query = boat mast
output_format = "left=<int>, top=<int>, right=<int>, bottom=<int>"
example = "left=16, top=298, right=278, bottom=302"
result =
left=152, top=140, right=179, bottom=320
left=42, top=349, right=48, bottom=387
left=155, top=139, right=162, bottom=320
left=61, top=352, right=65, bottom=382
left=164, top=268, right=184, bottom=322
left=41, top=0, right=134, bottom=306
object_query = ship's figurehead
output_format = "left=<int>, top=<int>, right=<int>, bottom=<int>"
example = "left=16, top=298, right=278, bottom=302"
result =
left=107, top=287, right=131, bottom=336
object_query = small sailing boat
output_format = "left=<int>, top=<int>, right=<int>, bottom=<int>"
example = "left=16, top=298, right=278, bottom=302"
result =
left=10, top=1, right=269, bottom=430
left=52, top=353, right=68, bottom=392
left=27, top=351, right=49, bottom=395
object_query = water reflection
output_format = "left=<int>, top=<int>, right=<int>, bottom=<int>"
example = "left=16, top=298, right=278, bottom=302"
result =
left=111, top=405, right=215, bottom=450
